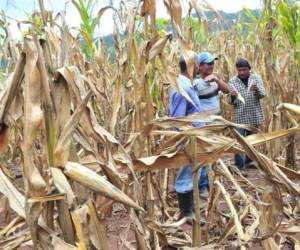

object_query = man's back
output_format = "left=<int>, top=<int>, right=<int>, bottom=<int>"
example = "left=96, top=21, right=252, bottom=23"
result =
left=169, top=74, right=202, bottom=117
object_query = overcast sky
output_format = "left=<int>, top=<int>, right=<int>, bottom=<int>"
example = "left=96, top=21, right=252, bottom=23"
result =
left=0, top=0, right=262, bottom=38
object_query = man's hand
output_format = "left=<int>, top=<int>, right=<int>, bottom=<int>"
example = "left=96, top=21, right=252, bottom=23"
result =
left=205, top=75, right=229, bottom=93
left=204, top=74, right=219, bottom=83
left=231, top=90, right=238, bottom=97
left=250, top=84, right=258, bottom=91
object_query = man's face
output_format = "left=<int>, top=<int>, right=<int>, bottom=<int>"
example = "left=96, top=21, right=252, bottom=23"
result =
left=199, top=61, right=215, bottom=76
left=237, top=67, right=250, bottom=79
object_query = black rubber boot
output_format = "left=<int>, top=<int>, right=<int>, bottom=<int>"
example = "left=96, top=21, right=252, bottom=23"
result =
left=177, top=191, right=194, bottom=219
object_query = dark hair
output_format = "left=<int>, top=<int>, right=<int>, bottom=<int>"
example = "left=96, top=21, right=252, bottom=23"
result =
left=179, top=56, right=187, bottom=72
left=236, top=58, right=251, bottom=69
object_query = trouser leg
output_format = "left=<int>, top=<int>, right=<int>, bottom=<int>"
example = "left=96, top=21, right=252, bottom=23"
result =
left=234, top=128, right=246, bottom=169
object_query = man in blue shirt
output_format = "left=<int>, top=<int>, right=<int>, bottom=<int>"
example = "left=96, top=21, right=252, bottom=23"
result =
left=169, top=55, right=208, bottom=218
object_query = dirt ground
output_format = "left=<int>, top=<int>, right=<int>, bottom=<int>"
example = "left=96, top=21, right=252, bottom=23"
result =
left=0, top=157, right=299, bottom=249
left=104, top=164, right=294, bottom=250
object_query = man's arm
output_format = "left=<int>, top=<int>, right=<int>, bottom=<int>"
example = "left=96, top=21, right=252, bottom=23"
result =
left=203, top=74, right=229, bottom=93
left=250, top=75, right=265, bottom=99
left=227, top=81, right=238, bottom=105
left=216, top=79, right=229, bottom=93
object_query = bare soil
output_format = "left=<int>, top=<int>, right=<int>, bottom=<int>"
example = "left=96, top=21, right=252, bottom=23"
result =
left=0, top=157, right=299, bottom=250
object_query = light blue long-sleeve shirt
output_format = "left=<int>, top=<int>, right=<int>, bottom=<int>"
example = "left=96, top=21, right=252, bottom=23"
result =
left=194, top=78, right=221, bottom=114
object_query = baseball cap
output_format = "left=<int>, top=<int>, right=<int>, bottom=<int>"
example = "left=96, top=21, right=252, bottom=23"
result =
left=197, top=52, right=218, bottom=64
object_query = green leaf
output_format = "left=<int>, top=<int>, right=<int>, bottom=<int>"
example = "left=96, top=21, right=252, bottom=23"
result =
left=72, top=0, right=97, bottom=59
left=242, top=7, right=258, bottom=23
left=295, top=51, right=300, bottom=67
left=278, top=1, right=290, bottom=18
left=279, top=15, right=296, bottom=44
left=295, top=29, right=300, bottom=42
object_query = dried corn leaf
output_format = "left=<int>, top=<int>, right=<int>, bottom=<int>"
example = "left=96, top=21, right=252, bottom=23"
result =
left=149, top=33, right=172, bottom=61
left=163, top=0, right=182, bottom=30
left=23, top=36, right=48, bottom=196
left=71, top=205, right=89, bottom=250
left=0, top=167, right=25, bottom=218
left=277, top=103, right=300, bottom=116
left=0, top=54, right=25, bottom=125
left=140, top=0, right=156, bottom=32
left=87, top=200, right=109, bottom=250
left=27, top=193, right=65, bottom=203
left=51, top=167, right=75, bottom=207
left=64, top=161, right=144, bottom=212
left=52, top=236, right=77, bottom=250
left=54, top=90, right=92, bottom=167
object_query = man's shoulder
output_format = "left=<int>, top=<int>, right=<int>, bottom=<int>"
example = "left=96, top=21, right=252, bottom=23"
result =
left=229, top=75, right=239, bottom=84
left=176, top=75, right=193, bottom=92
left=170, top=77, right=191, bottom=99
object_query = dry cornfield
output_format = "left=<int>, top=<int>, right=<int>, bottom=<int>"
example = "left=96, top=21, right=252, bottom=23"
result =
left=1, top=0, right=300, bottom=249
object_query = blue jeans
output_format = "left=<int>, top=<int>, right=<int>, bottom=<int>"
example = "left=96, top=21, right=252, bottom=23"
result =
left=175, top=165, right=208, bottom=194
left=234, top=128, right=256, bottom=169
